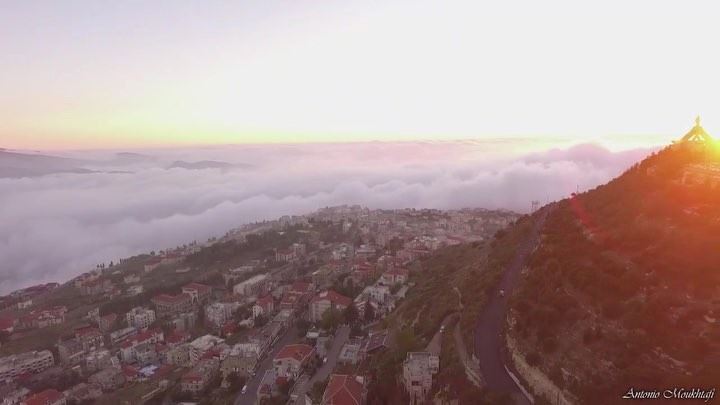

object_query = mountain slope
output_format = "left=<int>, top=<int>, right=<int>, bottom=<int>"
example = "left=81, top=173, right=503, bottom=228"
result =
left=0, top=150, right=92, bottom=177
left=507, top=144, right=720, bottom=403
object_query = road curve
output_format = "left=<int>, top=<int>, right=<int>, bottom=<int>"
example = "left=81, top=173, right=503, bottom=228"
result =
left=474, top=207, right=551, bottom=404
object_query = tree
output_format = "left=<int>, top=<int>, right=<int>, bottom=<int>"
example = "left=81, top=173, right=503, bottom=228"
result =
left=364, top=300, right=375, bottom=322
left=310, top=379, right=329, bottom=403
left=343, top=302, right=359, bottom=325
left=254, top=314, right=268, bottom=327
left=296, top=318, right=310, bottom=337
left=390, top=283, right=402, bottom=294
left=227, top=372, right=246, bottom=393
left=321, top=307, right=342, bottom=331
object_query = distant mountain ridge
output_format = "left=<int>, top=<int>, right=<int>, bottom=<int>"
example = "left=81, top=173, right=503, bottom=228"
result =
left=0, top=150, right=93, bottom=178
left=168, top=160, right=253, bottom=170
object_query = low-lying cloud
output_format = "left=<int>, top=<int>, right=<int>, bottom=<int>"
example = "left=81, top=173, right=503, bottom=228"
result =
left=0, top=141, right=655, bottom=294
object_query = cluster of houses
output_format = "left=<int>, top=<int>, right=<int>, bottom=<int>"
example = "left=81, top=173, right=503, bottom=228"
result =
left=0, top=205, right=517, bottom=405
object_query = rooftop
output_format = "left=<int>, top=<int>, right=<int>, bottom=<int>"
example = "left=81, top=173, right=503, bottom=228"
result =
left=24, top=389, right=64, bottom=405
left=274, top=344, right=314, bottom=362
left=322, top=374, right=364, bottom=405
left=183, top=282, right=211, bottom=293
left=311, top=290, right=352, bottom=307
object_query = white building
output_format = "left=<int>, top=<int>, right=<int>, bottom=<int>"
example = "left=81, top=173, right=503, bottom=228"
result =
left=110, top=327, right=137, bottom=344
left=125, top=307, right=156, bottom=330
left=126, top=285, right=144, bottom=296
left=233, top=274, right=268, bottom=297
left=402, top=352, right=439, bottom=405
left=0, top=350, right=54, bottom=381
left=361, top=285, right=392, bottom=305
left=188, top=335, right=226, bottom=365
left=205, top=302, right=237, bottom=327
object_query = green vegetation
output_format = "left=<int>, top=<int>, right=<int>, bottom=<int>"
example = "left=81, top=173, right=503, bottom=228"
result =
left=365, top=326, right=423, bottom=404
left=366, top=230, right=534, bottom=404
left=186, top=224, right=310, bottom=271
left=509, top=145, right=720, bottom=403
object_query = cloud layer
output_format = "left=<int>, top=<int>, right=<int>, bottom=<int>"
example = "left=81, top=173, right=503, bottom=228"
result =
left=0, top=141, right=654, bottom=294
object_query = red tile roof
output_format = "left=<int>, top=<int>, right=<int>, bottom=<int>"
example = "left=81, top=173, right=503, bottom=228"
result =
left=274, top=344, right=314, bottom=363
left=120, top=328, right=162, bottom=348
left=24, top=389, right=64, bottom=405
left=146, top=257, right=162, bottom=265
left=0, top=317, right=15, bottom=331
left=152, top=293, right=191, bottom=304
left=122, top=365, right=138, bottom=378
left=75, top=326, right=101, bottom=337
left=100, top=313, right=117, bottom=322
left=290, top=281, right=312, bottom=293
left=311, top=290, right=352, bottom=307
left=183, top=282, right=211, bottom=293
left=166, top=330, right=190, bottom=345
left=257, top=294, right=274, bottom=306
left=322, top=374, right=364, bottom=405
left=182, top=372, right=202, bottom=382
left=387, top=268, right=409, bottom=276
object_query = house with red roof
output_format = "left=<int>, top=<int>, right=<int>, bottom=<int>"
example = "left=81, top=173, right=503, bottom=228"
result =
left=98, top=313, right=117, bottom=332
left=160, top=252, right=183, bottom=266
left=151, top=293, right=192, bottom=317
left=350, top=262, right=376, bottom=285
left=180, top=358, right=219, bottom=395
left=252, top=295, right=275, bottom=318
left=122, top=365, right=139, bottom=382
left=23, top=388, right=66, bottom=405
left=74, top=327, right=104, bottom=352
left=275, top=248, right=298, bottom=263
left=19, top=306, right=66, bottom=330
left=379, top=268, right=409, bottom=286
left=144, top=257, right=162, bottom=273
left=118, top=329, right=164, bottom=363
left=309, top=290, right=352, bottom=322
left=290, top=281, right=314, bottom=294
left=166, top=330, right=191, bottom=346
left=278, top=281, right=314, bottom=312
left=279, top=293, right=300, bottom=311
left=321, top=374, right=367, bottom=405
left=273, top=344, right=315, bottom=379
left=182, top=282, right=212, bottom=305
left=0, top=316, right=16, bottom=333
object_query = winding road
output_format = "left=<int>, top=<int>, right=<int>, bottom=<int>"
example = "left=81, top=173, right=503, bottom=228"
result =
left=474, top=206, right=552, bottom=405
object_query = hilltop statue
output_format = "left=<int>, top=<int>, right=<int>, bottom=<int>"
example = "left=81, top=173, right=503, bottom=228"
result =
left=680, top=116, right=714, bottom=143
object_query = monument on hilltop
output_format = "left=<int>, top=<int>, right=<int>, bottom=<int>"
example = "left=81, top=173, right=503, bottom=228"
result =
left=680, top=116, right=713, bottom=144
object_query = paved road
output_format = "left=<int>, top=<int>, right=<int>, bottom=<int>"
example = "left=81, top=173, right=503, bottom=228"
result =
left=425, top=313, right=456, bottom=356
left=235, top=324, right=299, bottom=405
left=474, top=207, right=551, bottom=405
left=291, top=325, right=351, bottom=402
left=310, top=325, right=350, bottom=384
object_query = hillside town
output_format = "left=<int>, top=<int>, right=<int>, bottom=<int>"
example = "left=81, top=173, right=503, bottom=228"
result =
left=0, top=206, right=517, bottom=405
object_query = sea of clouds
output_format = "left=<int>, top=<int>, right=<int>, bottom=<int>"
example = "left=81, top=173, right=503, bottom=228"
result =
left=0, top=140, right=655, bottom=294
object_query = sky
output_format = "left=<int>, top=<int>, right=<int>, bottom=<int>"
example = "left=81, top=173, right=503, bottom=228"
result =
left=0, top=1, right=716, bottom=293
left=1, top=0, right=719, bottom=149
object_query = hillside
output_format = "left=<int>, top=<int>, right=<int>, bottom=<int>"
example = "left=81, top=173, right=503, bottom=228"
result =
left=508, top=142, right=720, bottom=403
left=366, top=216, right=537, bottom=404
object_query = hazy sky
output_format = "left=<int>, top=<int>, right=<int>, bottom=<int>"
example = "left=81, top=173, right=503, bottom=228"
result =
left=1, top=0, right=718, bottom=149
left=0, top=141, right=654, bottom=293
